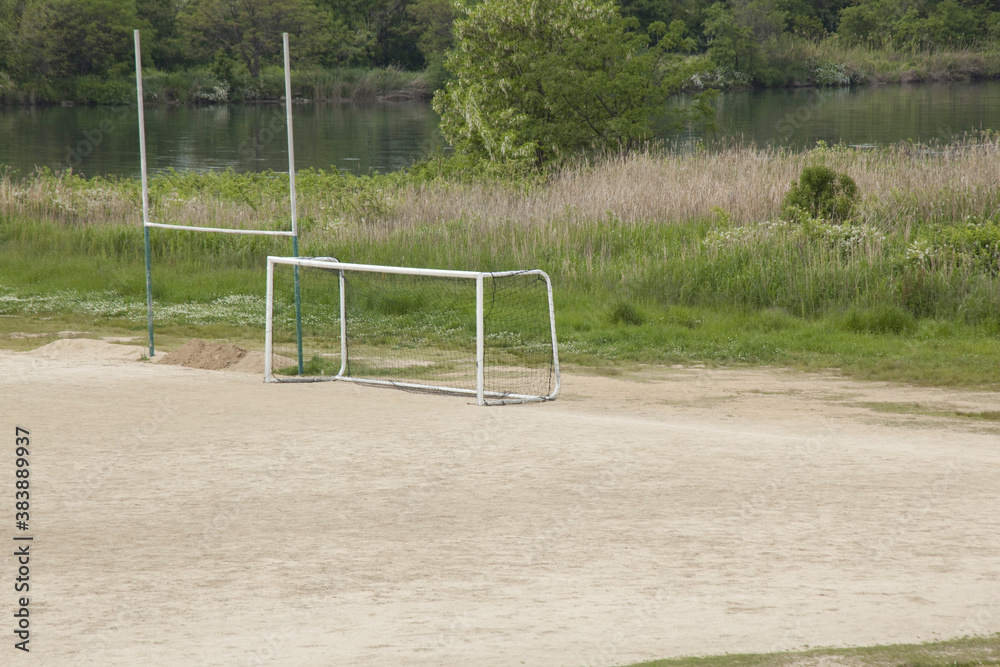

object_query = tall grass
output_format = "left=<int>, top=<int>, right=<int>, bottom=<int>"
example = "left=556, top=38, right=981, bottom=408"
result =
left=6, top=135, right=998, bottom=233
left=1, top=138, right=999, bottom=384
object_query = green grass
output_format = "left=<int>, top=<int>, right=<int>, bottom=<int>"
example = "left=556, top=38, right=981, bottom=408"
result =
left=2, top=144, right=999, bottom=387
left=621, top=634, right=1000, bottom=667
left=2, top=219, right=997, bottom=387
left=862, top=401, right=1000, bottom=421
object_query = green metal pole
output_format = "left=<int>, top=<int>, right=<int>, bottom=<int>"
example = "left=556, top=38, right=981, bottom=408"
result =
left=135, top=30, right=154, bottom=358
left=144, top=224, right=154, bottom=357
left=284, top=33, right=304, bottom=376
left=293, top=236, right=303, bottom=375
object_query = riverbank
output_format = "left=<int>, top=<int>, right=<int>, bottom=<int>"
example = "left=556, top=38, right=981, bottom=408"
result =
left=1, top=139, right=998, bottom=387
left=748, top=38, right=1000, bottom=88
left=0, top=65, right=433, bottom=107
left=3, top=39, right=1000, bottom=107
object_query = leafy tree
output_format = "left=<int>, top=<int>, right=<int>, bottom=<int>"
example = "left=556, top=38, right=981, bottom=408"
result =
left=894, top=0, right=983, bottom=49
left=779, top=0, right=850, bottom=34
left=434, top=0, right=714, bottom=167
left=0, top=0, right=17, bottom=72
left=989, top=11, right=1000, bottom=40
left=179, top=0, right=331, bottom=77
left=732, top=0, right=787, bottom=42
left=405, top=0, right=457, bottom=84
left=703, top=2, right=760, bottom=72
left=7, top=0, right=145, bottom=79
left=619, top=0, right=707, bottom=38
left=789, top=14, right=826, bottom=40
left=137, top=0, right=188, bottom=70
left=318, top=0, right=422, bottom=68
left=837, top=0, right=906, bottom=47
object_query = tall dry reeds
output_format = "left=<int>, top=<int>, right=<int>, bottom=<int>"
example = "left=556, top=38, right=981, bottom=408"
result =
left=2, top=135, right=998, bottom=238
left=385, top=137, right=1000, bottom=233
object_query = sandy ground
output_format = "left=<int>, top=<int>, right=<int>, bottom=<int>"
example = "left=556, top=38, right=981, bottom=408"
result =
left=2, top=339, right=999, bottom=667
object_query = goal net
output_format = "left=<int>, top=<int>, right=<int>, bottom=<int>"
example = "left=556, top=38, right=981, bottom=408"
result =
left=264, top=257, right=560, bottom=405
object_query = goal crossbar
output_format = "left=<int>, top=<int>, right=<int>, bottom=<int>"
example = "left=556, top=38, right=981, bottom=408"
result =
left=143, top=223, right=297, bottom=236
left=135, top=30, right=303, bottom=361
left=264, top=256, right=561, bottom=405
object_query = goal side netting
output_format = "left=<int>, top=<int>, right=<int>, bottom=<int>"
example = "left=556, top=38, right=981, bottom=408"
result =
left=264, top=257, right=560, bottom=405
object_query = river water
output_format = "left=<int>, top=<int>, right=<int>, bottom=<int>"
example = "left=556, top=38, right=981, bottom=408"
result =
left=1, top=81, right=998, bottom=177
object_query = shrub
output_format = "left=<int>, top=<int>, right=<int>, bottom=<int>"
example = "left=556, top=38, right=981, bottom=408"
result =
left=72, top=76, right=135, bottom=105
left=782, top=165, right=859, bottom=222
left=609, top=301, right=645, bottom=326
left=845, top=305, right=917, bottom=335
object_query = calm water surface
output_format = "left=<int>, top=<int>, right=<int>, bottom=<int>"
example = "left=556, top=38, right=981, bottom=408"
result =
left=1, top=81, right=999, bottom=177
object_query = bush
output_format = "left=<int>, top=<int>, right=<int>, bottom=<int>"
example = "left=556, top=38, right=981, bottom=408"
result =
left=782, top=165, right=859, bottom=222
left=844, top=305, right=917, bottom=335
left=609, top=302, right=645, bottom=326
left=72, top=76, right=135, bottom=105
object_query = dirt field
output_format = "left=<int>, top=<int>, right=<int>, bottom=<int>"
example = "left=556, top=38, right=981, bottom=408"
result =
left=2, top=339, right=999, bottom=666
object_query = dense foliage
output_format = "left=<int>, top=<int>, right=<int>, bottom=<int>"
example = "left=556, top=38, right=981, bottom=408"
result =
left=782, top=164, right=859, bottom=222
left=434, top=0, right=715, bottom=166
left=2, top=0, right=1000, bottom=104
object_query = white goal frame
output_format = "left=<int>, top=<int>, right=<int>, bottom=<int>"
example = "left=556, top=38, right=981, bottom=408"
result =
left=264, top=256, right=561, bottom=405
left=135, top=30, right=303, bottom=361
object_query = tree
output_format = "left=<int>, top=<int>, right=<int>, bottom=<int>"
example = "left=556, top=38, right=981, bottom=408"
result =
left=702, top=2, right=760, bottom=72
left=619, top=0, right=706, bottom=38
left=318, top=0, right=422, bottom=68
left=7, top=0, right=145, bottom=79
left=0, top=0, right=17, bottom=73
left=894, top=0, right=983, bottom=49
left=137, top=0, right=188, bottom=70
left=433, top=0, right=713, bottom=167
left=405, top=0, right=457, bottom=83
left=837, top=0, right=906, bottom=47
left=179, top=0, right=331, bottom=77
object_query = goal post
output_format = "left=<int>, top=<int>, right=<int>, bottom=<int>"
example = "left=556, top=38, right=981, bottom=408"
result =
left=134, top=30, right=303, bottom=365
left=264, top=257, right=561, bottom=405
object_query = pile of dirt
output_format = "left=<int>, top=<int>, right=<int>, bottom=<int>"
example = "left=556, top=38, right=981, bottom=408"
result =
left=28, top=338, right=147, bottom=362
left=154, top=339, right=294, bottom=374
left=154, top=339, right=246, bottom=370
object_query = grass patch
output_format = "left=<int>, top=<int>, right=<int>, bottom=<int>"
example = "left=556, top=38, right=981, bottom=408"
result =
left=2, top=141, right=1000, bottom=387
left=609, top=302, right=646, bottom=327
left=861, top=402, right=1000, bottom=421
left=622, top=635, right=1000, bottom=667
left=957, top=410, right=1000, bottom=421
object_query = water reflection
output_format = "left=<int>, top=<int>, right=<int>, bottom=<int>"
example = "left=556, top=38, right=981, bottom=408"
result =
left=1, top=82, right=998, bottom=177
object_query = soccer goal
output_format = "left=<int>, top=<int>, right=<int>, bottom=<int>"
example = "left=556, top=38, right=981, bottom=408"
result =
left=264, top=257, right=560, bottom=405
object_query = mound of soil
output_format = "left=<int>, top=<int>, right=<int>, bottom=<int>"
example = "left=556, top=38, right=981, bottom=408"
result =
left=154, top=339, right=294, bottom=374
left=154, top=339, right=246, bottom=370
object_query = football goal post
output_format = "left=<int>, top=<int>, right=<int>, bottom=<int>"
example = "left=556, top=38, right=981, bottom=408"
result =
left=135, top=30, right=303, bottom=369
left=264, top=257, right=560, bottom=405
